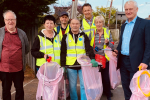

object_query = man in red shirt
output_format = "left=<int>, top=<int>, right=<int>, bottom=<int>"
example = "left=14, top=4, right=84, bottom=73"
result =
left=0, top=10, right=29, bottom=100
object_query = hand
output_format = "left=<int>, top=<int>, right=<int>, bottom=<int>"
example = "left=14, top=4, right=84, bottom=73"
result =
left=104, top=38, right=109, bottom=44
left=138, top=63, right=148, bottom=70
left=44, top=54, right=48, bottom=60
left=90, top=59, right=98, bottom=67
left=112, top=50, right=118, bottom=57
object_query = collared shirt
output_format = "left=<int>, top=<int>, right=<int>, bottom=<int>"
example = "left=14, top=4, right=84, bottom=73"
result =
left=121, top=16, right=137, bottom=55
left=0, top=27, right=23, bottom=72
left=85, top=16, right=93, bottom=26
left=61, top=26, right=67, bottom=35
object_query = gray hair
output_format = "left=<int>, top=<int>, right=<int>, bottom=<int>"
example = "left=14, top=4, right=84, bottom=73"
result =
left=94, top=15, right=105, bottom=25
left=70, top=18, right=80, bottom=24
left=3, top=10, right=17, bottom=19
left=124, top=0, right=138, bottom=8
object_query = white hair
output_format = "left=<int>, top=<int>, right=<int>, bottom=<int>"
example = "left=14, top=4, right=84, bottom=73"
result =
left=3, top=10, right=17, bottom=19
left=94, top=15, right=105, bottom=25
left=124, top=0, right=138, bottom=8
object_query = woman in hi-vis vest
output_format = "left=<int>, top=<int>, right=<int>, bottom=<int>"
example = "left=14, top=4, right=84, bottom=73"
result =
left=31, top=15, right=61, bottom=72
left=90, top=15, right=114, bottom=100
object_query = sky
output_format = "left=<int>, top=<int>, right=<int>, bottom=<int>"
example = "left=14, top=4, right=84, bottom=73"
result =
left=52, top=0, right=150, bottom=18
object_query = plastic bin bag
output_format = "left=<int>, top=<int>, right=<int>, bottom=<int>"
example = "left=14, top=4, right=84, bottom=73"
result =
left=77, top=55, right=103, bottom=100
left=36, top=61, right=64, bottom=100
left=105, top=47, right=121, bottom=89
left=130, top=68, right=150, bottom=100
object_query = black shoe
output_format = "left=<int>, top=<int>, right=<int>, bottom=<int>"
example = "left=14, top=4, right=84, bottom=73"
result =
left=107, top=97, right=112, bottom=100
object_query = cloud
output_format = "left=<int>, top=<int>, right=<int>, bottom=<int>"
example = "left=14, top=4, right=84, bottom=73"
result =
left=78, top=1, right=85, bottom=5
left=139, top=4, right=144, bottom=7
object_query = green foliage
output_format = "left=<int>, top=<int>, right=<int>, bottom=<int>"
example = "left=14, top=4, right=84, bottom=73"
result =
left=93, top=6, right=117, bottom=26
left=0, top=0, right=57, bottom=30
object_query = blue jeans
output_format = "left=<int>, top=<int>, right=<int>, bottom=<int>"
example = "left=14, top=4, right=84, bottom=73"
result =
left=67, top=68, right=87, bottom=100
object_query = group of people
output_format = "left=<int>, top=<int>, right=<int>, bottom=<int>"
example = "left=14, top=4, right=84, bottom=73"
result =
left=0, top=0, right=150, bottom=100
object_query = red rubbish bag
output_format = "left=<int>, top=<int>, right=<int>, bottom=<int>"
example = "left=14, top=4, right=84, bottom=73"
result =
left=95, top=54, right=106, bottom=69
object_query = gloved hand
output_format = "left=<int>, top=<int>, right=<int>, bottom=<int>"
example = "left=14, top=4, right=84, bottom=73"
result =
left=90, top=59, right=98, bottom=67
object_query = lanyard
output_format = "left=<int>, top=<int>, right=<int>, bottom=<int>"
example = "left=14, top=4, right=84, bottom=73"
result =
left=94, top=30, right=103, bottom=49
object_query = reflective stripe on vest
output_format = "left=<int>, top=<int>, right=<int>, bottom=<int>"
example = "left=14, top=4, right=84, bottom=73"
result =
left=66, top=33, right=86, bottom=65
left=66, top=34, right=86, bottom=57
left=81, top=17, right=96, bottom=40
left=54, top=25, right=70, bottom=41
left=36, top=35, right=61, bottom=66
left=90, top=27, right=110, bottom=60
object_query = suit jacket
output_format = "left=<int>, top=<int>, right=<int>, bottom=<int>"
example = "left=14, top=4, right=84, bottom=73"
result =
left=117, top=17, right=150, bottom=71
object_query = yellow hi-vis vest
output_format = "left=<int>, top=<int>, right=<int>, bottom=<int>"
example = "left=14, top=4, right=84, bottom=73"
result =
left=36, top=35, right=61, bottom=66
left=81, top=17, right=96, bottom=41
left=54, top=25, right=70, bottom=41
left=66, top=33, right=86, bottom=65
left=90, top=27, right=110, bottom=61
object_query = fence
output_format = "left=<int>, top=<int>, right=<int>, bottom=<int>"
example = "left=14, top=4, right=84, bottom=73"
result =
left=25, top=26, right=38, bottom=72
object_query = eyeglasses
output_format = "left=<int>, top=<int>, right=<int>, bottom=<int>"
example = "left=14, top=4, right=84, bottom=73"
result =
left=5, top=19, right=16, bottom=22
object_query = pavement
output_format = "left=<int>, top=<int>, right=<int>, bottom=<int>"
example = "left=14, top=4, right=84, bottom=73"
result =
left=0, top=78, right=149, bottom=100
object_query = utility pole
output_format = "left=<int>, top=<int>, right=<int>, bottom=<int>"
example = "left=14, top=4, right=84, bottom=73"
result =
left=71, top=0, right=78, bottom=19
left=107, top=0, right=113, bottom=28
left=85, top=0, right=87, bottom=3
left=105, top=0, right=110, bottom=19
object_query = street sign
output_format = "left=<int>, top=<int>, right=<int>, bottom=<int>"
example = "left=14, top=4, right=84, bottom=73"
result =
left=115, top=11, right=127, bottom=29
left=116, top=11, right=127, bottom=20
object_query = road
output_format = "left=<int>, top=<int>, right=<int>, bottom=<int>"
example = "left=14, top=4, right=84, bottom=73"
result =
left=0, top=78, right=128, bottom=100
left=1, top=77, right=150, bottom=100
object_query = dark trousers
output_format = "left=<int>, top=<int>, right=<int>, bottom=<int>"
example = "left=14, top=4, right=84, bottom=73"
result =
left=0, top=70, right=24, bottom=100
left=119, top=54, right=137, bottom=100
left=101, top=62, right=111, bottom=98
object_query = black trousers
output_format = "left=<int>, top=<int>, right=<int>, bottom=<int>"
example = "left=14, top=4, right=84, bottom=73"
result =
left=0, top=70, right=24, bottom=100
left=119, top=54, right=137, bottom=100
left=101, top=62, right=111, bottom=98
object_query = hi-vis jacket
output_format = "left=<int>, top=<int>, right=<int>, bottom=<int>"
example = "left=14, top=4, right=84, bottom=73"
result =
left=31, top=30, right=61, bottom=67
left=81, top=17, right=96, bottom=41
left=65, top=33, right=86, bottom=65
left=90, top=27, right=111, bottom=61
left=60, top=31, right=95, bottom=69
left=54, top=24, right=70, bottom=41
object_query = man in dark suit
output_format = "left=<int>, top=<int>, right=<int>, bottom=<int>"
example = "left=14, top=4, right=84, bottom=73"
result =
left=112, top=0, right=150, bottom=100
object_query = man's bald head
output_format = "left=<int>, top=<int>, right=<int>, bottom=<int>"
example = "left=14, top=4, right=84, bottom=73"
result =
left=70, top=18, right=81, bottom=34
left=70, top=18, right=80, bottom=24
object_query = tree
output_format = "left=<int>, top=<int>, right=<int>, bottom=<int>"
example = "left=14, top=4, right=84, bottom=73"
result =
left=93, top=6, right=117, bottom=26
left=0, top=0, right=57, bottom=30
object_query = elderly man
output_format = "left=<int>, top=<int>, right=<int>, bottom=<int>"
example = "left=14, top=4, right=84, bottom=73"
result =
left=61, top=19, right=98, bottom=100
left=0, top=10, right=29, bottom=100
left=54, top=12, right=70, bottom=41
left=112, top=0, right=150, bottom=100
left=81, top=3, right=96, bottom=41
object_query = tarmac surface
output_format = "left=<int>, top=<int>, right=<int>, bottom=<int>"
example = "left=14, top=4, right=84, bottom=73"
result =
left=0, top=78, right=150, bottom=100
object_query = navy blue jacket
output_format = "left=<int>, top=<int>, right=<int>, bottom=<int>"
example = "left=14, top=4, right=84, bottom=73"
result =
left=117, top=17, right=150, bottom=71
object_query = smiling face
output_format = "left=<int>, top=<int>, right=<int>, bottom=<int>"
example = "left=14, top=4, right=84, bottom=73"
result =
left=44, top=20, right=55, bottom=31
left=4, top=12, right=16, bottom=31
left=95, top=19, right=103, bottom=30
left=59, top=15, right=69, bottom=24
left=70, top=19, right=80, bottom=34
left=82, top=6, right=93, bottom=20
left=124, top=1, right=138, bottom=22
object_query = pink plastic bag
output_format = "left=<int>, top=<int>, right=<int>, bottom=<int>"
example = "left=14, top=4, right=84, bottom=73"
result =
left=58, top=76, right=69, bottom=100
left=77, top=55, right=103, bottom=100
left=130, top=70, right=150, bottom=100
left=105, top=47, right=121, bottom=89
left=36, top=61, right=64, bottom=100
